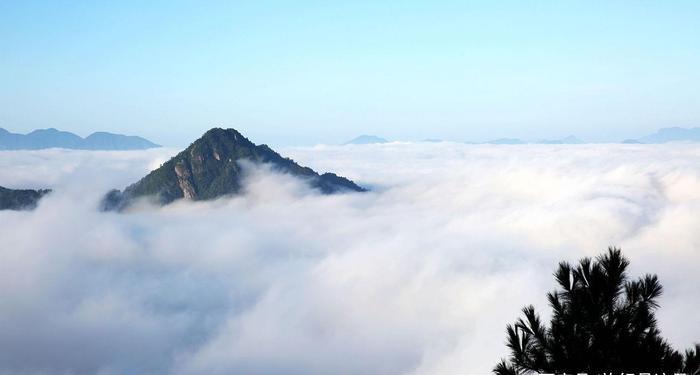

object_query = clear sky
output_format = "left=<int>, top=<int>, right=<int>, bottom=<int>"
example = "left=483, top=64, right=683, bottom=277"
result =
left=1, top=1, right=699, bottom=146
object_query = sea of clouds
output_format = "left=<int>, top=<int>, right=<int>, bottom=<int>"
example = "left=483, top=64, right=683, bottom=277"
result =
left=0, top=143, right=698, bottom=374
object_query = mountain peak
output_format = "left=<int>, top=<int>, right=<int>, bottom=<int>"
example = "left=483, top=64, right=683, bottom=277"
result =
left=195, top=128, right=255, bottom=148
left=202, top=127, right=244, bottom=138
left=28, top=127, right=63, bottom=135
left=83, top=131, right=160, bottom=150
left=102, top=128, right=365, bottom=211
left=344, top=135, right=389, bottom=145
left=640, top=127, right=700, bottom=143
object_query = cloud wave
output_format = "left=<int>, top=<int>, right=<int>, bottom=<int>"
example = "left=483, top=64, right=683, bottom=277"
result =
left=0, top=143, right=698, bottom=374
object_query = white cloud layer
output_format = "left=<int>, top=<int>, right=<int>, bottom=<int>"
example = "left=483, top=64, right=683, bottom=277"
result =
left=0, top=143, right=698, bottom=374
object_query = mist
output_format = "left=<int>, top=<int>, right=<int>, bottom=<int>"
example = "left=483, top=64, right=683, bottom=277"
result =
left=0, top=143, right=698, bottom=374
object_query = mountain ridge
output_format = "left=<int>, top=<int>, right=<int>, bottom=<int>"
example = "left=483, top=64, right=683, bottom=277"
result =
left=637, top=127, right=700, bottom=143
left=102, top=128, right=365, bottom=211
left=0, top=127, right=160, bottom=150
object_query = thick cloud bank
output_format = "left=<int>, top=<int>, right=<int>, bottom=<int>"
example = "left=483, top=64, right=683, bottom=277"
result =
left=0, top=144, right=698, bottom=374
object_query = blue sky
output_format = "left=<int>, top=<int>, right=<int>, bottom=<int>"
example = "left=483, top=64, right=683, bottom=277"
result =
left=1, top=1, right=699, bottom=146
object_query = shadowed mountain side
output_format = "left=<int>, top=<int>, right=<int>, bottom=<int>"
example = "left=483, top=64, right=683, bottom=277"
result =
left=102, top=128, right=365, bottom=211
left=0, top=186, right=51, bottom=210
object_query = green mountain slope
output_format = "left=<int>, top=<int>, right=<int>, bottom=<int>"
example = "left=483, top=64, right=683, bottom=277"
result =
left=102, top=128, right=365, bottom=210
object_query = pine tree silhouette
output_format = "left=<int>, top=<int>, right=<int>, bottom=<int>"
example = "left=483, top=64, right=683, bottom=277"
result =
left=494, top=247, right=699, bottom=375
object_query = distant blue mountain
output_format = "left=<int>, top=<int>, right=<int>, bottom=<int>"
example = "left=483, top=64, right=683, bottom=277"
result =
left=637, top=127, right=700, bottom=143
left=0, top=128, right=160, bottom=150
left=480, top=135, right=584, bottom=145
left=621, top=139, right=643, bottom=144
left=82, top=132, right=159, bottom=150
left=485, top=138, right=526, bottom=145
left=344, top=135, right=389, bottom=145
left=535, top=135, right=584, bottom=144
left=25, top=128, right=84, bottom=148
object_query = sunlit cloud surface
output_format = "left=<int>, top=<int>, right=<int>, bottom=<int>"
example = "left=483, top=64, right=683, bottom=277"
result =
left=0, top=143, right=698, bottom=374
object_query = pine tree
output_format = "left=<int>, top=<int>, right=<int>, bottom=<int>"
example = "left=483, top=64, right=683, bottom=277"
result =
left=494, top=247, right=699, bottom=375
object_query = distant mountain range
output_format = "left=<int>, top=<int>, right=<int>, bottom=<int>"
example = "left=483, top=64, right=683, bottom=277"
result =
left=536, top=135, right=584, bottom=144
left=344, top=135, right=389, bottom=145
left=102, top=128, right=365, bottom=211
left=621, top=139, right=644, bottom=144
left=484, top=138, right=526, bottom=145
left=0, top=186, right=51, bottom=210
left=0, top=128, right=160, bottom=150
left=634, top=127, right=700, bottom=144
left=482, top=135, right=584, bottom=145
left=343, top=128, right=700, bottom=144
left=343, top=135, right=586, bottom=145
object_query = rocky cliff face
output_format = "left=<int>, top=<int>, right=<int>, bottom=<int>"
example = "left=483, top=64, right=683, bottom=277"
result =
left=102, top=128, right=365, bottom=211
